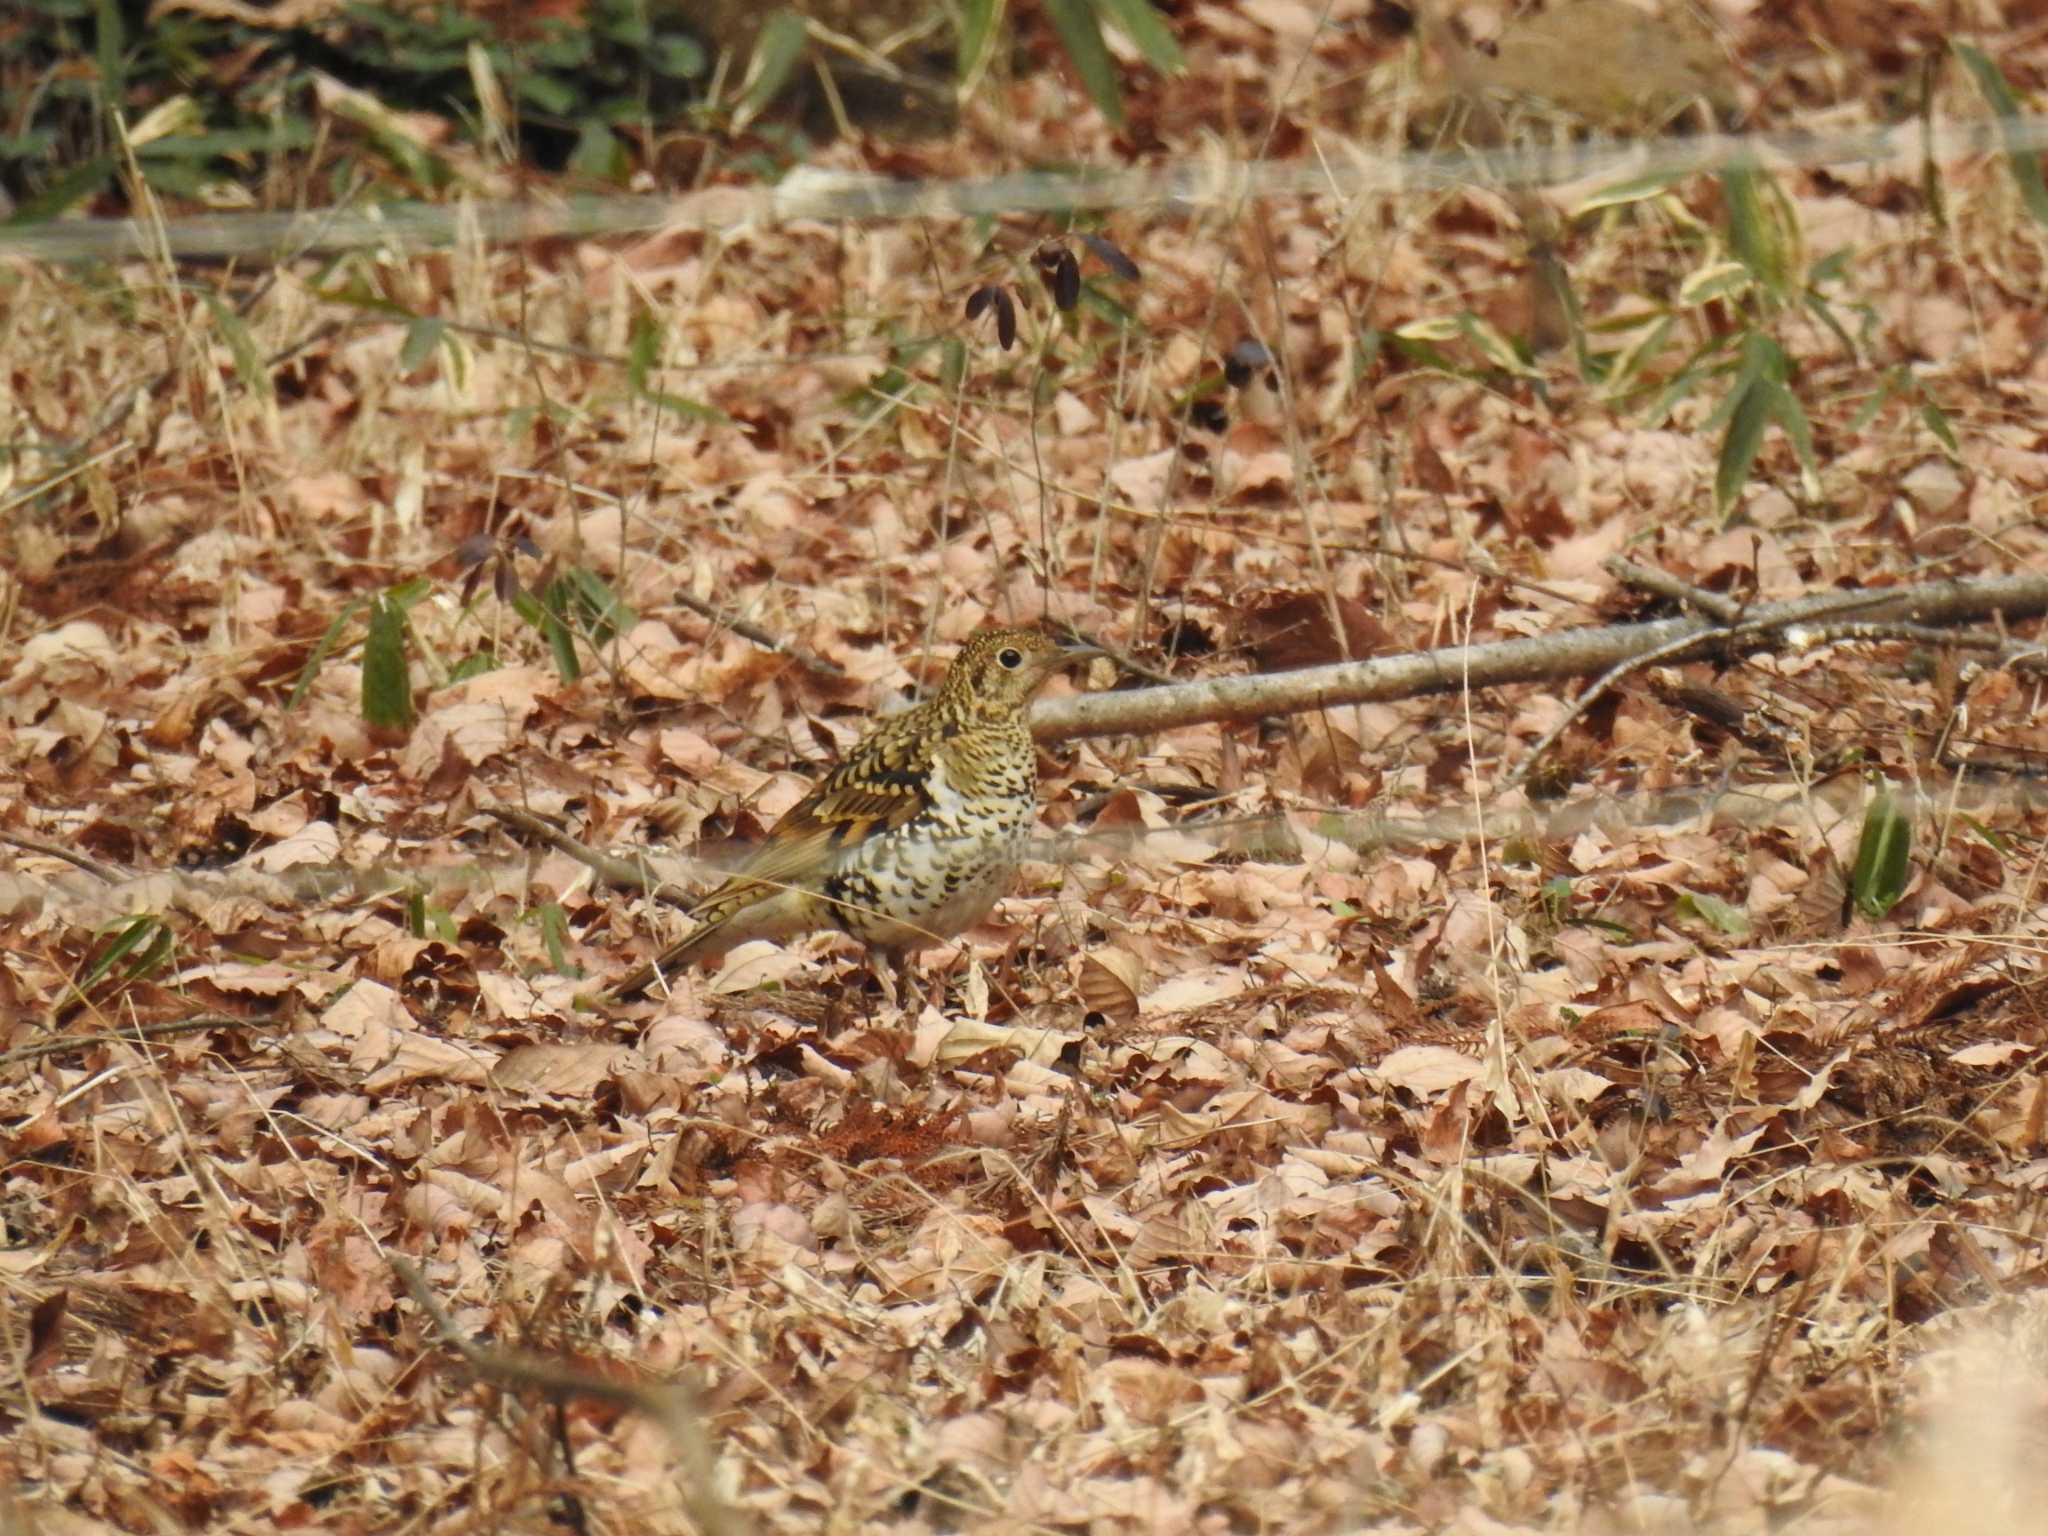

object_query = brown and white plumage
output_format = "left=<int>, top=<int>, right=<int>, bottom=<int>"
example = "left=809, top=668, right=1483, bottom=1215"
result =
left=606, top=627, right=1096, bottom=1002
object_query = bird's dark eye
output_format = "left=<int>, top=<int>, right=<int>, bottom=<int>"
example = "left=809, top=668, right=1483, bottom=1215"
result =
left=998, top=648, right=1024, bottom=669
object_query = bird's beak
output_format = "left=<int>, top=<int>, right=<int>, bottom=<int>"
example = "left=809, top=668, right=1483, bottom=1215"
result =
left=1058, top=640, right=1106, bottom=666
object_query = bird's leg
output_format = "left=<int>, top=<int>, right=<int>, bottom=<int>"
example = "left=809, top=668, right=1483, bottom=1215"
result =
left=901, top=950, right=929, bottom=1019
left=869, top=947, right=902, bottom=1020
left=877, top=947, right=928, bottom=1020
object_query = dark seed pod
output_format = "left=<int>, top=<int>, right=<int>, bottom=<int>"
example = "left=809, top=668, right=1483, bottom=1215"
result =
left=1189, top=398, right=1228, bottom=432
left=1035, top=243, right=1082, bottom=310
left=1080, top=232, right=1140, bottom=281
left=1225, top=337, right=1274, bottom=388
left=966, top=285, right=1019, bottom=349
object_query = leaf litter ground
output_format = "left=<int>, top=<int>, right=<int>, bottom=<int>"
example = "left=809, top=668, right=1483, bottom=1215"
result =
left=7, top=3, right=2048, bottom=1532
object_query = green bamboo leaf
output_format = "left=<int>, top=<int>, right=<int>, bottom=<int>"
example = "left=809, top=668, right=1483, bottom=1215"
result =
left=734, top=10, right=810, bottom=130
left=1044, top=0, right=1125, bottom=126
left=1456, top=312, right=1537, bottom=376
left=1962, top=815, right=2009, bottom=855
left=1676, top=259, right=1754, bottom=308
left=513, top=591, right=582, bottom=682
left=409, top=896, right=457, bottom=941
left=288, top=598, right=366, bottom=711
left=1847, top=368, right=1901, bottom=435
left=627, top=311, right=661, bottom=391
left=1919, top=399, right=1959, bottom=458
left=564, top=566, right=636, bottom=644
left=1850, top=785, right=1913, bottom=920
left=362, top=591, right=416, bottom=730
left=1702, top=332, right=1786, bottom=431
left=1386, top=334, right=1466, bottom=376
left=939, top=335, right=968, bottom=393
left=78, top=915, right=169, bottom=991
left=1675, top=891, right=1750, bottom=938
left=324, top=85, right=454, bottom=190
left=1801, top=288, right=1861, bottom=359
left=1078, top=280, right=1139, bottom=328
left=1571, top=169, right=1686, bottom=217
left=202, top=295, right=273, bottom=403
left=311, top=276, right=417, bottom=319
left=1714, top=374, right=1772, bottom=516
left=534, top=901, right=574, bottom=973
left=1721, top=162, right=1798, bottom=300
left=1095, top=0, right=1185, bottom=72
left=1599, top=312, right=1674, bottom=400
left=399, top=316, right=446, bottom=373
left=6, top=157, right=118, bottom=224
left=958, top=0, right=1005, bottom=90
left=569, top=120, right=629, bottom=182
left=386, top=577, right=435, bottom=610
left=95, top=0, right=126, bottom=108
left=1393, top=315, right=1464, bottom=343
left=627, top=312, right=725, bottom=421
left=1953, top=42, right=2048, bottom=229
left=1642, top=329, right=1741, bottom=415
left=1765, top=379, right=1819, bottom=496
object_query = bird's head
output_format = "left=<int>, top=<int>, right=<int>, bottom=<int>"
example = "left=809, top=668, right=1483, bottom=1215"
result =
left=939, top=627, right=1101, bottom=718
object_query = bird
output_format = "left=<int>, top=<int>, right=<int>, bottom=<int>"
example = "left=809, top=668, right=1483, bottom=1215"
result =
left=606, top=626, right=1101, bottom=1003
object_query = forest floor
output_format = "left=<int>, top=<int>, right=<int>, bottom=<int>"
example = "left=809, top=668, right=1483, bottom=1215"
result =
left=7, top=2, right=2048, bottom=1532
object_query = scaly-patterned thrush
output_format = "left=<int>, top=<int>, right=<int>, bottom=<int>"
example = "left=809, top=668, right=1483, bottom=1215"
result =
left=607, top=626, right=1098, bottom=1002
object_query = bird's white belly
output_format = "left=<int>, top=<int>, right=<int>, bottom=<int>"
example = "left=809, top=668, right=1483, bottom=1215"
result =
left=829, top=798, right=1030, bottom=949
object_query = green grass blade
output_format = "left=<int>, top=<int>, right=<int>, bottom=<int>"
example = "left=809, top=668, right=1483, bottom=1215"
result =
left=735, top=10, right=809, bottom=129
left=958, top=0, right=1005, bottom=90
left=1953, top=42, right=2048, bottom=229
left=78, top=915, right=169, bottom=991
left=288, top=599, right=365, bottom=711
left=362, top=591, right=416, bottom=730
left=1714, top=374, right=1772, bottom=516
left=1850, top=784, right=1913, bottom=920
left=1044, top=0, right=1125, bottom=126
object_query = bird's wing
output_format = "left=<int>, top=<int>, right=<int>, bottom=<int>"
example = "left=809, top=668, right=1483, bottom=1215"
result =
left=688, top=716, right=940, bottom=916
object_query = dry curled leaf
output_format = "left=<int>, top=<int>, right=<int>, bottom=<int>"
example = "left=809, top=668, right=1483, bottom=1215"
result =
left=1076, top=946, right=1145, bottom=1021
left=1237, top=590, right=1395, bottom=671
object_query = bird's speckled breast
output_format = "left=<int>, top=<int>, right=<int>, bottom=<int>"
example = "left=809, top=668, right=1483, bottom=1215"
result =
left=821, top=726, right=1037, bottom=948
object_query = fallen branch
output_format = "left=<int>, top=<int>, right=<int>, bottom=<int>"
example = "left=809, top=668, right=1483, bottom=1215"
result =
left=1028, top=570, right=2048, bottom=742
left=0, top=1015, right=247, bottom=1069
left=479, top=803, right=666, bottom=892
left=0, top=829, right=124, bottom=883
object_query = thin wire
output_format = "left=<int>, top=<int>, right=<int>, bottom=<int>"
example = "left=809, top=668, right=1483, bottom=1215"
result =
left=10, top=114, right=2048, bottom=264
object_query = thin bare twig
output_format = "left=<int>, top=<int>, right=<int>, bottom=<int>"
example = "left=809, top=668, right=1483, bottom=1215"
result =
left=389, top=1257, right=751, bottom=1536
left=1509, top=625, right=1742, bottom=790
left=0, top=1016, right=248, bottom=1069
left=480, top=804, right=683, bottom=896
left=1045, top=618, right=1174, bottom=685
left=0, top=829, right=124, bottom=883
left=1605, top=556, right=1746, bottom=623
left=1784, top=621, right=2048, bottom=669
left=670, top=591, right=847, bottom=678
